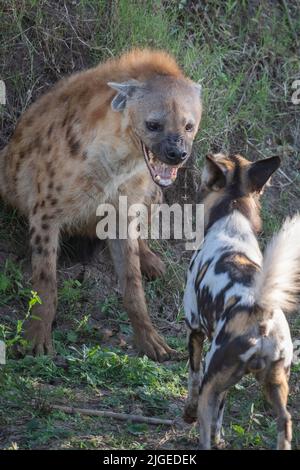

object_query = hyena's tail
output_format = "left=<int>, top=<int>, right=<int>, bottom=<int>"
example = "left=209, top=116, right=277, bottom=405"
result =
left=254, top=213, right=300, bottom=317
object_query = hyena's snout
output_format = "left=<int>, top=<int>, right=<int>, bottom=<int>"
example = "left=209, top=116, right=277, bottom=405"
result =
left=154, top=135, right=189, bottom=165
left=142, top=134, right=191, bottom=187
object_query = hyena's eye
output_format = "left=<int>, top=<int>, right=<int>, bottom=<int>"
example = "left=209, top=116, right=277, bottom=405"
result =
left=185, top=122, right=194, bottom=132
left=146, top=121, right=163, bottom=132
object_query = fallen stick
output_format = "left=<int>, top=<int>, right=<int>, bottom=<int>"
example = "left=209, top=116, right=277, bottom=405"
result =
left=50, top=404, right=174, bottom=426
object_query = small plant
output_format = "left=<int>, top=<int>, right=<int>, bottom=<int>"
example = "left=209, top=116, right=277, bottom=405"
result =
left=0, top=290, right=41, bottom=352
left=99, top=294, right=119, bottom=316
left=0, top=258, right=32, bottom=306
left=59, top=279, right=83, bottom=306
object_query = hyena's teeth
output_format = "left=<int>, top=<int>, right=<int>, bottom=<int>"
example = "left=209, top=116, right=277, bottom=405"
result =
left=154, top=175, right=161, bottom=182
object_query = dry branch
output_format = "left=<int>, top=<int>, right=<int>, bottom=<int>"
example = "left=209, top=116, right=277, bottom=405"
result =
left=50, top=404, right=174, bottom=426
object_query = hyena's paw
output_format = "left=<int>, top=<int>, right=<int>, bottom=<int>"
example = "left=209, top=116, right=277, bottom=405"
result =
left=183, top=402, right=198, bottom=424
left=140, top=250, right=166, bottom=280
left=133, top=327, right=175, bottom=362
left=24, top=321, right=55, bottom=356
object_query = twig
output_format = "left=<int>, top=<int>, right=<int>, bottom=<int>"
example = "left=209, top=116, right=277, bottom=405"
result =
left=246, top=139, right=265, bottom=159
left=63, top=2, right=114, bottom=54
left=280, top=0, right=300, bottom=50
left=235, top=61, right=259, bottom=113
left=49, top=404, right=174, bottom=426
left=277, top=168, right=295, bottom=184
left=247, top=139, right=298, bottom=187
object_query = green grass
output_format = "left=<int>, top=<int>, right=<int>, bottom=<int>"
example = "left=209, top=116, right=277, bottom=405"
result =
left=0, top=345, right=187, bottom=449
left=1, top=0, right=300, bottom=450
left=2, top=339, right=299, bottom=449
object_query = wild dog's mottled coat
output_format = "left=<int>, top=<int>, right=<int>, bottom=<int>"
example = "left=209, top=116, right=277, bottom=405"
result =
left=183, top=153, right=300, bottom=450
left=0, top=49, right=202, bottom=360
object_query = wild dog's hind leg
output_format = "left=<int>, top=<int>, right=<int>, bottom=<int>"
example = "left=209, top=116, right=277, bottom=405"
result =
left=264, top=361, right=292, bottom=450
left=212, top=391, right=227, bottom=448
left=197, top=381, right=220, bottom=450
left=139, top=239, right=166, bottom=280
left=183, top=329, right=205, bottom=423
left=108, top=238, right=174, bottom=362
left=25, top=214, right=60, bottom=355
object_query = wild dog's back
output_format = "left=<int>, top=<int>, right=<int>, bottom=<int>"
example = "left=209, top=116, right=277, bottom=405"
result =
left=184, top=210, right=262, bottom=337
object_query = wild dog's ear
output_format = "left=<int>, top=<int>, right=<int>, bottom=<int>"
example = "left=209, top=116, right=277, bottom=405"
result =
left=107, top=80, right=145, bottom=112
left=202, top=153, right=228, bottom=190
left=247, top=156, right=281, bottom=192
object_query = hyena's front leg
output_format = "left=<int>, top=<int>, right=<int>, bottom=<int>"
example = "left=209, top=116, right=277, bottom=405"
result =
left=25, top=215, right=60, bottom=355
left=108, top=238, right=175, bottom=362
left=139, top=239, right=166, bottom=280
left=138, top=183, right=165, bottom=280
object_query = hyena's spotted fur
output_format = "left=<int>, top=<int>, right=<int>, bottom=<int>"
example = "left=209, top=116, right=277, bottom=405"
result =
left=183, top=153, right=300, bottom=450
left=0, top=49, right=202, bottom=361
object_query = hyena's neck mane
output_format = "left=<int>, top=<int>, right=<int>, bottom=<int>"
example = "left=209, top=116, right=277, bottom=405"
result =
left=96, top=49, right=185, bottom=81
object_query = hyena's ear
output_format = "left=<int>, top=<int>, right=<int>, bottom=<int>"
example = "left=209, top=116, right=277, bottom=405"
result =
left=192, top=82, right=202, bottom=98
left=107, top=80, right=145, bottom=112
left=247, top=156, right=281, bottom=192
left=202, top=153, right=228, bottom=190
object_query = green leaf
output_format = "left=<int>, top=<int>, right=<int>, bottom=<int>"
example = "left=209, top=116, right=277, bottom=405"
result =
left=67, top=331, right=78, bottom=343
left=232, top=424, right=245, bottom=436
left=0, top=273, right=10, bottom=293
left=127, top=423, right=149, bottom=435
left=26, top=418, right=40, bottom=432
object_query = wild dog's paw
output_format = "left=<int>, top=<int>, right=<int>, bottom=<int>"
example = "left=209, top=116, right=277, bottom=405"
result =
left=140, top=250, right=166, bottom=280
left=183, top=402, right=198, bottom=424
left=214, top=437, right=227, bottom=450
left=133, top=327, right=175, bottom=362
left=24, top=321, right=55, bottom=356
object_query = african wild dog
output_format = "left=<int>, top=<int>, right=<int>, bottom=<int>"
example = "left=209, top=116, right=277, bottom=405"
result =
left=183, top=153, right=300, bottom=449
left=0, top=49, right=202, bottom=361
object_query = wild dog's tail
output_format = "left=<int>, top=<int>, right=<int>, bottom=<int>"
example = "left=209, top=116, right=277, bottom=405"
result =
left=254, top=214, right=300, bottom=317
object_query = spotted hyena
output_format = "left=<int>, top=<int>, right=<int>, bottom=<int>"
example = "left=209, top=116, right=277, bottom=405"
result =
left=183, top=153, right=300, bottom=449
left=0, top=49, right=202, bottom=361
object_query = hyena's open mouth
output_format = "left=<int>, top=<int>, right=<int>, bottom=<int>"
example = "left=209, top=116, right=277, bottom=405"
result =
left=141, top=142, right=181, bottom=187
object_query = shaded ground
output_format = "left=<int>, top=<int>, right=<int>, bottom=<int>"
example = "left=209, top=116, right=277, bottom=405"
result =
left=0, top=0, right=300, bottom=450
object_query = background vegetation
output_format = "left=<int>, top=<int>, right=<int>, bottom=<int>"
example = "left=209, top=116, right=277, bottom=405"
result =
left=0, top=0, right=299, bottom=449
